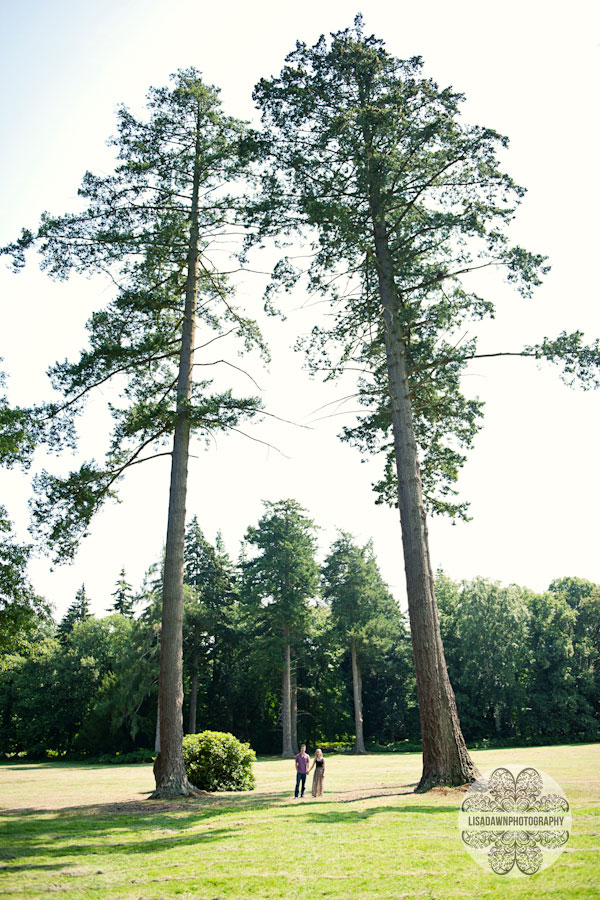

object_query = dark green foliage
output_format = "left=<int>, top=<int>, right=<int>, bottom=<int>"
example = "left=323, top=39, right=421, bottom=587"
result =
left=572, top=588, right=600, bottom=721
left=436, top=574, right=529, bottom=738
left=184, top=518, right=237, bottom=609
left=110, top=569, right=135, bottom=616
left=436, top=573, right=600, bottom=742
left=72, top=612, right=159, bottom=754
left=522, top=590, right=578, bottom=737
left=360, top=627, right=418, bottom=744
left=182, top=519, right=239, bottom=733
left=241, top=499, right=320, bottom=754
left=182, top=730, right=256, bottom=791
left=242, top=499, right=320, bottom=630
left=2, top=567, right=599, bottom=757
left=57, top=584, right=91, bottom=640
left=323, top=532, right=400, bottom=657
left=0, top=614, right=157, bottom=757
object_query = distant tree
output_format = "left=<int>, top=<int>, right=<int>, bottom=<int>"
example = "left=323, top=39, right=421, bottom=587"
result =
left=110, top=568, right=135, bottom=617
left=572, top=587, right=600, bottom=725
left=3, top=71, right=265, bottom=796
left=183, top=517, right=237, bottom=733
left=436, top=574, right=529, bottom=738
left=58, top=584, right=91, bottom=640
left=523, top=591, right=578, bottom=737
left=322, top=532, right=400, bottom=752
left=548, top=577, right=597, bottom=611
left=74, top=613, right=159, bottom=754
left=242, top=500, right=319, bottom=757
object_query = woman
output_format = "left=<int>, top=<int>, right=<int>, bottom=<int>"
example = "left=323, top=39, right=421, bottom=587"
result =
left=308, top=747, right=325, bottom=797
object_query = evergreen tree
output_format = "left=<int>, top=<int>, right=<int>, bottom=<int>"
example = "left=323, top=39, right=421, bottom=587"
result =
left=58, top=584, right=91, bottom=640
left=322, top=533, right=400, bottom=752
left=110, top=568, right=135, bottom=617
left=3, top=71, right=265, bottom=796
left=242, top=499, right=319, bottom=757
left=183, top=517, right=237, bottom=733
left=253, top=17, right=600, bottom=789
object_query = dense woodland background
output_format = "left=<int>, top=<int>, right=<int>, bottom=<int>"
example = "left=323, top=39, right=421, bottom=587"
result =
left=1, top=508, right=598, bottom=758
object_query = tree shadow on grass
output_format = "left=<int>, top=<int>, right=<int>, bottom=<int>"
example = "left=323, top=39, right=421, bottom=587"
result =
left=0, top=815, right=237, bottom=876
left=300, top=803, right=459, bottom=824
left=1, top=788, right=292, bottom=818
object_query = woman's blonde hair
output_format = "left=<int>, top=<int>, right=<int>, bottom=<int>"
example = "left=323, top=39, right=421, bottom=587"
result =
left=315, top=747, right=323, bottom=758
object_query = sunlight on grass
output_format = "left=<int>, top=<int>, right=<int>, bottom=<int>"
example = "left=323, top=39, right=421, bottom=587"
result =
left=1, top=744, right=598, bottom=899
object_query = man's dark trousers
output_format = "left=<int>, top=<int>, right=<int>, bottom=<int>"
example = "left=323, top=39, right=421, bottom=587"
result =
left=295, top=772, right=307, bottom=797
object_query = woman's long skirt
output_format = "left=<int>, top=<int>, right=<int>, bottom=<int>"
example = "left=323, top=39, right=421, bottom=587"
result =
left=312, top=767, right=324, bottom=797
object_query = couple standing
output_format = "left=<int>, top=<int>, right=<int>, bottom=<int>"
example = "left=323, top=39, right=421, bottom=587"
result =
left=294, top=744, right=325, bottom=798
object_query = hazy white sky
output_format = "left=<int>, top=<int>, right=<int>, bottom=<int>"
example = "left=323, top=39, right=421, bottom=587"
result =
left=0, top=0, right=599, bottom=617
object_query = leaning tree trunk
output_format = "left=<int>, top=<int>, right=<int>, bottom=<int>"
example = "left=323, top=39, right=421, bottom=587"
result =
left=152, top=104, right=203, bottom=798
left=281, top=625, right=294, bottom=757
left=372, top=217, right=478, bottom=792
left=350, top=640, right=366, bottom=754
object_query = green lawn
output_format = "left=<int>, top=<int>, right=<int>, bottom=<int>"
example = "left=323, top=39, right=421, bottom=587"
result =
left=1, top=745, right=598, bottom=899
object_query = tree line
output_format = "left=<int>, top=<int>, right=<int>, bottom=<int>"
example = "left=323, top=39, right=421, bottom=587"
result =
left=1, top=503, right=598, bottom=759
left=2, top=17, right=600, bottom=793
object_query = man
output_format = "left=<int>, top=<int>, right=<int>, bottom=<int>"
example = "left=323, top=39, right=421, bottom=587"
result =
left=294, top=744, right=310, bottom=798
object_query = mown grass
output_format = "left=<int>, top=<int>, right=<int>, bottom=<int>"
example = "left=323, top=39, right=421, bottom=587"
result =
left=0, top=744, right=598, bottom=899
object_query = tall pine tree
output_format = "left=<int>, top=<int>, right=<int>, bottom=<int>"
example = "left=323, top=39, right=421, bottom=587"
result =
left=3, top=71, right=265, bottom=796
left=242, top=500, right=319, bottom=757
left=322, top=533, right=400, bottom=753
left=253, top=17, right=600, bottom=789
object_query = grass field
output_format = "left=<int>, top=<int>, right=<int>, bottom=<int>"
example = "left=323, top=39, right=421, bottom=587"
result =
left=0, top=745, right=598, bottom=899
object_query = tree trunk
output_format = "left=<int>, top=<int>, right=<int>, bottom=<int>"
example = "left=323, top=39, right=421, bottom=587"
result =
left=493, top=704, right=502, bottom=735
left=152, top=105, right=203, bottom=798
left=291, top=666, right=298, bottom=754
left=350, top=640, right=367, bottom=754
left=281, top=625, right=294, bottom=757
left=188, top=652, right=199, bottom=734
left=372, top=217, right=478, bottom=792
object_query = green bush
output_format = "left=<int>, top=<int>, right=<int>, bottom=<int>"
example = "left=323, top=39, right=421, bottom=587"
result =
left=314, top=741, right=354, bottom=754
left=183, top=731, right=256, bottom=792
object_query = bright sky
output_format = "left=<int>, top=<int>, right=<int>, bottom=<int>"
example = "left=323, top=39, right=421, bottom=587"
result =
left=0, top=0, right=599, bottom=618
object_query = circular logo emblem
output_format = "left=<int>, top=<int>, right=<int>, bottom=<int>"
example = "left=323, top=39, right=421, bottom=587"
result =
left=458, top=765, right=571, bottom=876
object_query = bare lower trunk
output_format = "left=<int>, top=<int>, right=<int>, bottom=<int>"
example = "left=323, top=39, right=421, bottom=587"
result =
left=152, top=104, right=204, bottom=799
left=350, top=641, right=366, bottom=754
left=281, top=626, right=294, bottom=757
left=493, top=704, right=502, bottom=735
left=372, top=217, right=478, bottom=792
left=188, top=653, right=199, bottom=734
left=155, top=698, right=161, bottom=752
left=291, top=667, right=298, bottom=754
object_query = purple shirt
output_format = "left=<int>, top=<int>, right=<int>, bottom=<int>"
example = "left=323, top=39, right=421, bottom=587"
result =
left=295, top=752, right=310, bottom=774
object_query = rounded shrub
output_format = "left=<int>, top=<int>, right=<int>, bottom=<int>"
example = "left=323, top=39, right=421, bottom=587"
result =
left=182, top=730, right=256, bottom=792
